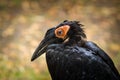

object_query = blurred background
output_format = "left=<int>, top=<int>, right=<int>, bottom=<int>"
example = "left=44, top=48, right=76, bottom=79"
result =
left=0, top=0, right=120, bottom=80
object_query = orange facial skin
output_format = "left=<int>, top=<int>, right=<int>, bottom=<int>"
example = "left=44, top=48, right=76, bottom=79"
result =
left=55, top=25, right=70, bottom=39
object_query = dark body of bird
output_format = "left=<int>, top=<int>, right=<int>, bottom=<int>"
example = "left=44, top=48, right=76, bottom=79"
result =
left=31, top=20, right=120, bottom=80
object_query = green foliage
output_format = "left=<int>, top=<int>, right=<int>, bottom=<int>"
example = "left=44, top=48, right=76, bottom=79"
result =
left=0, top=55, right=50, bottom=80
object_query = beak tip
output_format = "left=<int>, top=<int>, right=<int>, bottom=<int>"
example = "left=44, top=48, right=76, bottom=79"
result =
left=31, top=55, right=37, bottom=61
left=31, top=37, right=48, bottom=62
left=31, top=58, right=34, bottom=61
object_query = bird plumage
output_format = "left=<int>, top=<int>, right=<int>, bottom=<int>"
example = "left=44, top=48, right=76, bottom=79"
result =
left=31, top=20, right=120, bottom=80
left=46, top=42, right=120, bottom=80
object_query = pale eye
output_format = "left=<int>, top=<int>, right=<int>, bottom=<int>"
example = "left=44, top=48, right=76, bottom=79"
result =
left=57, top=29, right=63, bottom=36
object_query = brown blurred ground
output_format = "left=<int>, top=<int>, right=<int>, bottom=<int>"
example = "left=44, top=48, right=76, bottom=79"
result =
left=0, top=0, right=120, bottom=80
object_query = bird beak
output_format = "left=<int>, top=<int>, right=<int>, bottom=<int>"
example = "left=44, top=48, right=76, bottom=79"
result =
left=31, top=33, right=56, bottom=61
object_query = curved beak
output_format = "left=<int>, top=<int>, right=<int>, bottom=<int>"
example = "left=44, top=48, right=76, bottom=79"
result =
left=31, top=32, right=56, bottom=61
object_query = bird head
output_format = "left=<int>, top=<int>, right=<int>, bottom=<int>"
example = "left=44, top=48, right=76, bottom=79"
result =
left=31, top=20, right=86, bottom=61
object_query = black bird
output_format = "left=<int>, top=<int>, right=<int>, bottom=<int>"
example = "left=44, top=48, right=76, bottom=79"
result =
left=31, top=20, right=120, bottom=80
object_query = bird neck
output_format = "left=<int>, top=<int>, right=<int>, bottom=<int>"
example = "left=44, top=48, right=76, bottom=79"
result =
left=64, top=35, right=86, bottom=47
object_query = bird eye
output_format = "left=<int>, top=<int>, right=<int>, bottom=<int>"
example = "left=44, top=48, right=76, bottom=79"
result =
left=57, top=29, right=63, bottom=36
left=55, top=25, right=70, bottom=39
